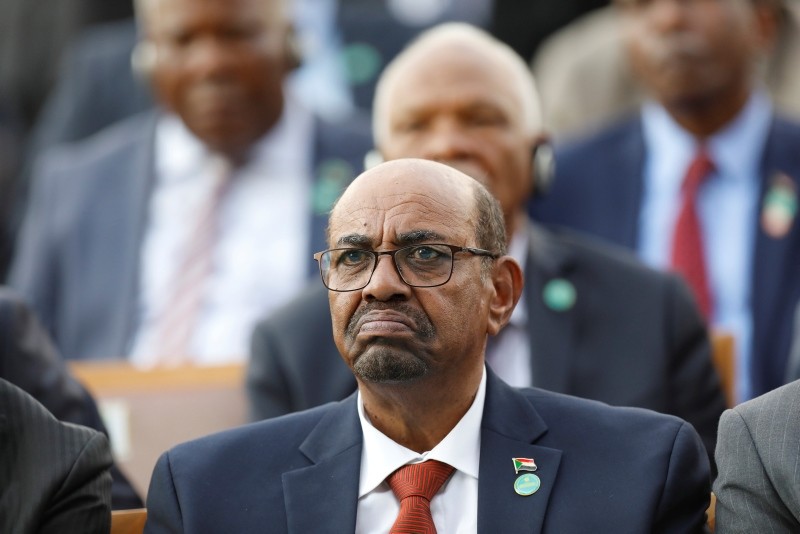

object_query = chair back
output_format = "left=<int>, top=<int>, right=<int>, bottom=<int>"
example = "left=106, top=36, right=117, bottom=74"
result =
left=111, top=508, right=147, bottom=534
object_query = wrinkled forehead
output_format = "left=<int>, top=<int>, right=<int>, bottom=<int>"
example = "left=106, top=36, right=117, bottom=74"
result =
left=329, top=171, right=476, bottom=248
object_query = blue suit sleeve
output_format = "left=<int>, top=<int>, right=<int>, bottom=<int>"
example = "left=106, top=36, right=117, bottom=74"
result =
left=145, top=452, right=184, bottom=534
left=653, top=421, right=712, bottom=534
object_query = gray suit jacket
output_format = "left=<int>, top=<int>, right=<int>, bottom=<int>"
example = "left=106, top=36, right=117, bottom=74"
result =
left=0, top=287, right=142, bottom=509
left=0, top=378, right=112, bottom=534
left=248, top=221, right=726, bottom=462
left=10, top=110, right=371, bottom=360
left=714, top=379, right=800, bottom=532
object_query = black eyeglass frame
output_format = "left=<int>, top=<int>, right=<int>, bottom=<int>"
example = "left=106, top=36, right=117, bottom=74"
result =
left=313, top=244, right=499, bottom=292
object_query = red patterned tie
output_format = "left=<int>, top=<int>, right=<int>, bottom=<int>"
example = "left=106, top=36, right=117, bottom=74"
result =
left=386, top=460, right=455, bottom=534
left=670, top=147, right=714, bottom=320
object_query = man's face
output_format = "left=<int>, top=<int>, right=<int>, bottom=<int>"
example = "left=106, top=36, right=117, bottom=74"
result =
left=327, top=162, right=494, bottom=386
left=619, top=0, right=768, bottom=107
left=376, top=44, right=535, bottom=226
left=145, top=0, right=288, bottom=157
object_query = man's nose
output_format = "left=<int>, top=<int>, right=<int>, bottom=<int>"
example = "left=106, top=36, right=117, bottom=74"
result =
left=185, top=36, right=237, bottom=78
left=362, top=255, right=411, bottom=302
left=420, top=122, right=474, bottom=161
left=645, top=0, right=689, bottom=32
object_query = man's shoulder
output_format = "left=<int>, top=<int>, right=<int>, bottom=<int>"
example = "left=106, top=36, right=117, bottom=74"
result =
left=518, top=385, right=687, bottom=434
left=730, top=379, right=800, bottom=425
left=164, top=400, right=342, bottom=471
left=555, top=115, right=642, bottom=163
left=513, top=385, right=704, bottom=469
left=531, top=222, right=677, bottom=290
left=36, top=112, right=156, bottom=179
left=0, top=378, right=106, bottom=453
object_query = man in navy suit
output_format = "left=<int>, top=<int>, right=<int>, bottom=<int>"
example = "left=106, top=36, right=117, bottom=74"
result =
left=247, top=23, right=725, bottom=462
left=145, top=158, right=711, bottom=533
left=533, top=0, right=800, bottom=401
left=10, top=0, right=370, bottom=363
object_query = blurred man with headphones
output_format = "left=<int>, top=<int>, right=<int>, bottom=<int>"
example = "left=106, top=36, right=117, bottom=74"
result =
left=10, top=0, right=370, bottom=365
left=247, top=23, right=726, bottom=463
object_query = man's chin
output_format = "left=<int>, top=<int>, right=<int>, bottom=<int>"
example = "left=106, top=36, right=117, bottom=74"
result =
left=352, top=348, right=428, bottom=383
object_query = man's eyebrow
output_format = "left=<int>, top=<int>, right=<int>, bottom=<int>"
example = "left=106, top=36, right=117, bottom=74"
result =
left=336, top=234, right=372, bottom=248
left=396, top=230, right=445, bottom=245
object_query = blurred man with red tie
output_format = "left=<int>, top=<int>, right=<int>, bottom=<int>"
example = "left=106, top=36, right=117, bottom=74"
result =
left=534, top=0, right=800, bottom=401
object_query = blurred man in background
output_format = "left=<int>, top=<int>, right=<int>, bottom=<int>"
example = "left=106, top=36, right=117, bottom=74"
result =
left=534, top=0, right=800, bottom=402
left=10, top=0, right=369, bottom=365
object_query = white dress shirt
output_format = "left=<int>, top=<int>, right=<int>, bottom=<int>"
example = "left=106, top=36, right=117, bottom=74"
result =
left=130, top=97, right=314, bottom=365
left=639, top=91, right=771, bottom=401
left=355, top=367, right=486, bottom=533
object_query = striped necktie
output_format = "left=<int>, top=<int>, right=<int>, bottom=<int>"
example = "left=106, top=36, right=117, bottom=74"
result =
left=386, top=460, right=455, bottom=534
left=152, top=157, right=233, bottom=365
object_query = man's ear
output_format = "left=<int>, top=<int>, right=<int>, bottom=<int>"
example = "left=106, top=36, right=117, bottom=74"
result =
left=486, top=256, right=524, bottom=336
left=285, top=26, right=303, bottom=71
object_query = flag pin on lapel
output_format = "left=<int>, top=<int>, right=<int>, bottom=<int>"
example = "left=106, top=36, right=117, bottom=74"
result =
left=512, top=457, right=541, bottom=496
left=761, top=171, right=797, bottom=239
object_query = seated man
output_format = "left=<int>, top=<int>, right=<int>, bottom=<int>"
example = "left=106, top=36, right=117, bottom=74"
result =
left=10, top=0, right=369, bottom=365
left=0, top=378, right=112, bottom=533
left=0, top=287, right=142, bottom=509
left=714, top=378, right=800, bottom=532
left=247, top=23, right=726, bottom=462
left=532, top=0, right=800, bottom=401
left=145, top=159, right=711, bottom=532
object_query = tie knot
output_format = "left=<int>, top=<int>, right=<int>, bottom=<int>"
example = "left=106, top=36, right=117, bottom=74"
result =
left=387, top=460, right=455, bottom=502
left=682, top=148, right=715, bottom=195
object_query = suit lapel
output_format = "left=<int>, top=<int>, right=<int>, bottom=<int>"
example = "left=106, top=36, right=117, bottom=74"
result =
left=525, top=223, right=575, bottom=394
left=283, top=395, right=362, bottom=532
left=107, top=113, right=160, bottom=355
left=750, top=118, right=800, bottom=392
left=478, top=371, right=562, bottom=534
left=614, top=119, right=647, bottom=249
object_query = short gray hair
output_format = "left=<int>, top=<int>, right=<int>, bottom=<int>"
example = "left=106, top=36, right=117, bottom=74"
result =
left=373, top=23, right=543, bottom=148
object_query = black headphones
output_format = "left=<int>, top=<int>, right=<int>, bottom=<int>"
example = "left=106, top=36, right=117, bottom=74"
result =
left=531, top=142, right=556, bottom=197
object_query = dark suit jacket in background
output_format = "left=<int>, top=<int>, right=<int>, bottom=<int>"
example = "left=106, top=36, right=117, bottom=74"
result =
left=0, top=287, right=142, bottom=509
left=147, top=370, right=710, bottom=533
left=248, top=221, right=726, bottom=460
left=714, top=379, right=800, bottom=532
left=532, top=115, right=800, bottom=397
left=0, top=378, right=112, bottom=534
left=10, top=111, right=371, bottom=361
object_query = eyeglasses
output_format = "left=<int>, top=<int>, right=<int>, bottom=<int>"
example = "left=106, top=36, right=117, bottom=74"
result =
left=313, top=244, right=499, bottom=292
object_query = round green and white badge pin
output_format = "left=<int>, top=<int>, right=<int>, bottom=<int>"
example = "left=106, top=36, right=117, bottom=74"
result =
left=514, top=473, right=541, bottom=496
left=543, top=278, right=576, bottom=312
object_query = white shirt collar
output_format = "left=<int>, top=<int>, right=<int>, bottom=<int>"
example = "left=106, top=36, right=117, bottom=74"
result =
left=154, top=92, right=313, bottom=184
left=641, top=89, right=772, bottom=190
left=357, top=367, right=487, bottom=498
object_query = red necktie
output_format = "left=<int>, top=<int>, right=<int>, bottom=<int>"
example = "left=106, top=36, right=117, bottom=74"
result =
left=386, top=460, right=455, bottom=534
left=670, top=147, right=714, bottom=320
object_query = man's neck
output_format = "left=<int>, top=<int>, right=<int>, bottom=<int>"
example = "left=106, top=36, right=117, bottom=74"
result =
left=664, top=85, right=751, bottom=138
left=357, top=366, right=483, bottom=453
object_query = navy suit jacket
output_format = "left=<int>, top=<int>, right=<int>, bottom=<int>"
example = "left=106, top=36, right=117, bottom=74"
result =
left=10, top=111, right=371, bottom=360
left=146, top=370, right=711, bottom=533
left=532, top=115, right=800, bottom=397
left=247, top=221, right=726, bottom=461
